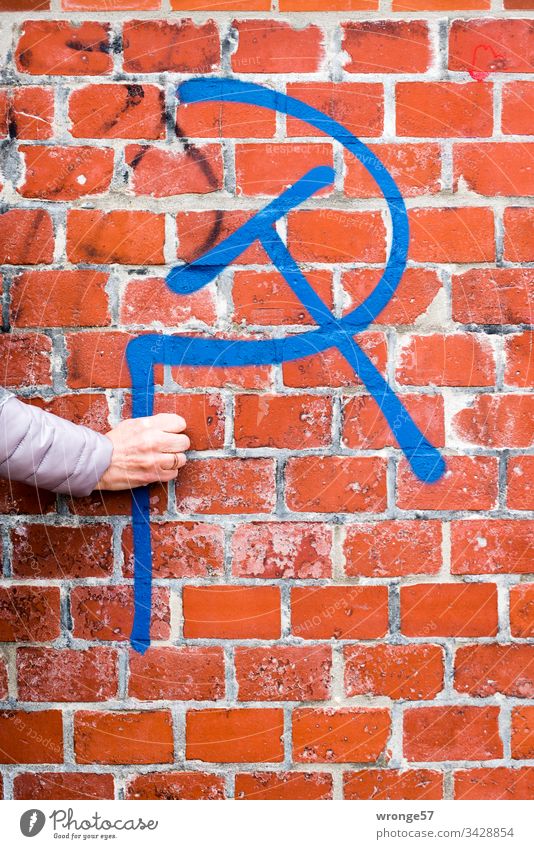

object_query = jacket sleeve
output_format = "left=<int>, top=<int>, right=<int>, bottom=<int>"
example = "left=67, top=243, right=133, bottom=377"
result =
left=0, top=390, right=114, bottom=497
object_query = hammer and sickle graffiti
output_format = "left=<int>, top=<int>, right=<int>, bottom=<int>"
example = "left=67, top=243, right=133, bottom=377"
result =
left=126, top=77, right=446, bottom=653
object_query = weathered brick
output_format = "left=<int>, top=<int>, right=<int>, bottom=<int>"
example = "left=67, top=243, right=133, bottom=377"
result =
left=235, top=645, right=332, bottom=701
left=293, top=708, right=390, bottom=763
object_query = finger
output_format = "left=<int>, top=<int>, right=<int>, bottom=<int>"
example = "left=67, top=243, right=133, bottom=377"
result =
left=156, top=432, right=191, bottom=453
left=149, top=413, right=187, bottom=433
left=157, top=452, right=187, bottom=472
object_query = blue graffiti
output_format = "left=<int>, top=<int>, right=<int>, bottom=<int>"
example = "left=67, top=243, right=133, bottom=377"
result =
left=126, top=77, right=446, bottom=654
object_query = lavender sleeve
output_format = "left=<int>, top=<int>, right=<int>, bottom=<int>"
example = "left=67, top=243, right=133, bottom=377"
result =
left=0, top=389, right=113, bottom=496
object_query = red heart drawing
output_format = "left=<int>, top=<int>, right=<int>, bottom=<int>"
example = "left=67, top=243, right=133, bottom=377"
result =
left=469, top=43, right=506, bottom=81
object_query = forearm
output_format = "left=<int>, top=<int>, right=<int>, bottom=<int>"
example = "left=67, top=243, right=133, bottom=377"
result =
left=0, top=393, right=113, bottom=497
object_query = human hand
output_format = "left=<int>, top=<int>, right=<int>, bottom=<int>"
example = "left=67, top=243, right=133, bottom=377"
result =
left=95, top=413, right=190, bottom=490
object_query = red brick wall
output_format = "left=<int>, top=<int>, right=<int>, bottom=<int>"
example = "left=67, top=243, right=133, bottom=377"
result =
left=0, top=1, right=533, bottom=801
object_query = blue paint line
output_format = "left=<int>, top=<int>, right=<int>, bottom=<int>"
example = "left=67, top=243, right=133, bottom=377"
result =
left=126, top=77, right=446, bottom=654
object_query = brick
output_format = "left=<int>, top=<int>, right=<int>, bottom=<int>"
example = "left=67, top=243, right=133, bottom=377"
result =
left=281, top=0, right=377, bottom=7
left=401, top=583, right=498, bottom=637
left=343, top=520, right=442, bottom=577
left=453, top=395, right=534, bottom=449
left=342, top=393, right=444, bottom=449
left=394, top=0, right=489, bottom=8
left=454, top=143, right=534, bottom=196
left=341, top=268, right=442, bottom=325
left=502, top=82, right=534, bottom=134
left=177, top=209, right=270, bottom=266
left=396, top=82, right=492, bottom=138
left=398, top=456, right=498, bottom=512
left=11, top=523, right=113, bottom=578
left=408, top=207, right=495, bottom=262
left=183, top=585, right=280, bottom=639
left=286, top=82, right=383, bottom=138
left=121, top=277, right=216, bottom=327
left=186, top=709, right=284, bottom=762
left=283, top=333, right=387, bottom=389
left=0, top=710, right=63, bottom=763
left=126, top=393, right=224, bottom=450
left=0, top=333, right=52, bottom=387
left=75, top=711, right=173, bottom=764
left=13, top=772, right=114, bottom=800
left=452, top=268, right=534, bottom=325
left=293, top=708, right=390, bottom=763
left=68, top=484, right=166, bottom=517
left=64, top=0, right=159, bottom=6
left=233, top=269, right=333, bottom=326
left=449, top=19, right=534, bottom=76
left=235, top=394, right=332, bottom=449
left=0, top=209, right=54, bottom=264
left=505, top=332, right=534, bottom=389
left=129, top=647, right=225, bottom=700
left=16, top=21, right=112, bottom=75
left=11, top=270, right=110, bottom=328
left=291, top=585, right=388, bottom=640
left=286, top=456, right=387, bottom=513
left=404, top=706, right=502, bottom=761
left=1, top=0, right=49, bottom=7
left=66, top=331, right=135, bottom=389
left=0, top=480, right=55, bottom=515
left=175, top=0, right=269, bottom=5
left=236, top=771, right=333, bottom=800
left=30, top=393, right=110, bottom=434
left=451, top=520, right=534, bottom=575
left=177, top=98, right=276, bottom=139
left=342, top=21, right=431, bottom=73
left=0, top=586, right=60, bottom=642
left=508, top=457, right=534, bottom=511
left=235, top=143, right=333, bottom=196
left=123, top=19, right=219, bottom=73
left=287, top=210, right=386, bottom=263
left=126, top=144, right=223, bottom=197
left=397, top=334, right=495, bottom=387
left=344, top=769, right=443, bottom=800
left=232, top=522, right=332, bottom=579
left=17, top=647, right=118, bottom=702
left=176, top=458, right=276, bottom=514
left=231, top=20, right=323, bottom=74
left=235, top=645, right=332, bottom=701
left=126, top=772, right=225, bottom=800
left=504, top=208, right=534, bottom=262
left=67, top=210, right=165, bottom=264
left=123, top=521, right=224, bottom=579
left=344, top=644, right=444, bottom=700
left=71, top=586, right=170, bottom=641
left=172, top=363, right=273, bottom=391
left=6, top=87, right=54, bottom=140
left=455, top=644, right=534, bottom=698
left=512, top=708, right=534, bottom=759
left=454, top=767, right=534, bottom=801
left=345, top=143, right=441, bottom=198
left=510, top=584, right=534, bottom=638
left=18, top=145, right=113, bottom=201
left=69, top=84, right=164, bottom=139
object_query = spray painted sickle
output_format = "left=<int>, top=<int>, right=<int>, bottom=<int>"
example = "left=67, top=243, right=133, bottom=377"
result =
left=126, top=78, right=446, bottom=654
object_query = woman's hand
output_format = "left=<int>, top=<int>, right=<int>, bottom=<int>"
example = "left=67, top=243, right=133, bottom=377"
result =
left=95, top=413, right=190, bottom=490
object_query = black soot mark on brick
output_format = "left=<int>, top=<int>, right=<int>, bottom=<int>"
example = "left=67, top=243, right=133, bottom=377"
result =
left=175, top=118, right=224, bottom=255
